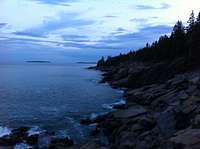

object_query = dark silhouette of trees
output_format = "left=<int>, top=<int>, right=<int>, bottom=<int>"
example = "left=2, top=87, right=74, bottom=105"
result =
left=97, top=57, right=105, bottom=67
left=170, top=21, right=186, bottom=59
left=187, top=10, right=195, bottom=32
left=187, top=11, right=200, bottom=65
left=97, top=11, right=200, bottom=68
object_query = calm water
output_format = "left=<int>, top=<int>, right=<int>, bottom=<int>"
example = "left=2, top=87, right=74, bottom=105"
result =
left=0, top=63, right=122, bottom=141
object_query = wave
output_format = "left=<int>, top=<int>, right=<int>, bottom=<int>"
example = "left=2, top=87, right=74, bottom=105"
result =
left=14, top=143, right=31, bottom=149
left=28, top=126, right=44, bottom=136
left=0, top=126, right=11, bottom=138
left=102, top=99, right=126, bottom=110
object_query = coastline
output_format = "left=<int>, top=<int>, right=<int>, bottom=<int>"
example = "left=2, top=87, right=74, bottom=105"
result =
left=82, top=62, right=200, bottom=149
left=0, top=63, right=124, bottom=149
left=0, top=62, right=199, bottom=149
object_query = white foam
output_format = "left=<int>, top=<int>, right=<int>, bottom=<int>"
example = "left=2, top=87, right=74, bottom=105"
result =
left=114, top=99, right=126, bottom=105
left=14, top=143, right=31, bottom=149
left=27, top=126, right=44, bottom=136
left=0, top=126, right=11, bottom=138
left=116, top=89, right=124, bottom=94
left=90, top=113, right=98, bottom=120
left=102, top=104, right=113, bottom=109
left=102, top=99, right=126, bottom=109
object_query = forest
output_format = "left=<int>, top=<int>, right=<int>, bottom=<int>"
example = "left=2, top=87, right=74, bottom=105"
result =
left=97, top=11, right=200, bottom=68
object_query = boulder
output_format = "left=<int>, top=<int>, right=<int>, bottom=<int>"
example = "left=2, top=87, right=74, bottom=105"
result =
left=192, top=114, right=200, bottom=128
left=48, top=137, right=73, bottom=149
left=182, top=96, right=200, bottom=114
left=155, top=107, right=178, bottom=137
left=125, top=84, right=168, bottom=105
left=189, top=76, right=200, bottom=85
left=112, top=106, right=146, bottom=119
left=170, top=128, right=200, bottom=149
left=80, top=113, right=109, bottom=125
left=68, top=142, right=107, bottom=149
left=0, top=127, right=29, bottom=146
left=26, top=134, right=39, bottom=145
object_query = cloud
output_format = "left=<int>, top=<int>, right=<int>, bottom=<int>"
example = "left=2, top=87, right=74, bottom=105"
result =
left=161, top=3, right=171, bottom=9
left=40, top=14, right=94, bottom=32
left=13, top=31, right=46, bottom=38
left=116, top=28, right=126, bottom=32
left=32, top=0, right=78, bottom=5
left=6, top=25, right=172, bottom=51
left=13, top=13, right=95, bottom=38
left=111, top=27, right=128, bottom=35
left=130, top=18, right=149, bottom=23
left=96, top=25, right=172, bottom=50
left=136, top=5, right=155, bottom=10
left=116, top=25, right=172, bottom=41
left=0, top=23, right=7, bottom=28
left=104, top=15, right=118, bottom=18
left=62, top=35, right=90, bottom=42
left=136, top=3, right=171, bottom=10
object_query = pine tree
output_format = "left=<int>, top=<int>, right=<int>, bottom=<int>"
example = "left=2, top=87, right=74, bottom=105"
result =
left=196, top=12, right=200, bottom=23
left=97, top=57, right=105, bottom=67
left=187, top=11, right=200, bottom=65
left=171, top=21, right=186, bottom=58
left=187, top=10, right=195, bottom=32
left=172, top=21, right=185, bottom=35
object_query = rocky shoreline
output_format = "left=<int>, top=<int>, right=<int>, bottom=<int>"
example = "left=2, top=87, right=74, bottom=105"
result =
left=85, top=62, right=200, bottom=149
left=0, top=126, right=74, bottom=149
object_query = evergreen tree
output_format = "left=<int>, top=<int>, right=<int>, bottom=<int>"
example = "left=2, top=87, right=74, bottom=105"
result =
left=97, top=57, right=105, bottom=67
left=187, top=10, right=195, bottom=32
left=189, top=12, right=200, bottom=64
left=196, top=12, right=200, bottom=23
left=171, top=21, right=186, bottom=58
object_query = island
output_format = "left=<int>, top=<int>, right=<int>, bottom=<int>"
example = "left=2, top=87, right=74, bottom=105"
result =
left=26, top=61, right=51, bottom=63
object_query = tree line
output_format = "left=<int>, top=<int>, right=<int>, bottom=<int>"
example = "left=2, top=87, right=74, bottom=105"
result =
left=97, top=11, right=200, bottom=68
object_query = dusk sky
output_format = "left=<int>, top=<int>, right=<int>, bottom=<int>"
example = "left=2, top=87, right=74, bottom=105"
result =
left=0, top=0, right=200, bottom=62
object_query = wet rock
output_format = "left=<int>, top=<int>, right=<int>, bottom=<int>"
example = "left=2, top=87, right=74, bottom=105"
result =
left=48, top=137, right=73, bottom=149
left=111, top=77, right=129, bottom=88
left=0, top=127, right=29, bottom=146
left=0, top=136, right=15, bottom=146
left=80, top=118, right=93, bottom=125
left=192, top=114, right=200, bottom=128
left=80, top=113, right=109, bottom=125
left=155, top=107, right=178, bottom=137
left=68, top=142, right=108, bottom=149
left=182, top=96, right=200, bottom=114
left=90, top=127, right=101, bottom=136
left=170, top=128, right=200, bottom=149
left=0, top=146, right=13, bottom=149
left=189, top=76, right=200, bottom=85
left=112, top=103, right=127, bottom=110
left=26, top=134, right=39, bottom=145
left=175, top=112, right=191, bottom=130
left=137, top=115, right=156, bottom=130
left=112, top=106, right=146, bottom=119
left=11, top=127, right=29, bottom=138
left=185, top=85, right=198, bottom=95
left=125, top=84, right=168, bottom=105
left=113, top=67, right=128, bottom=80
left=166, top=74, right=187, bottom=88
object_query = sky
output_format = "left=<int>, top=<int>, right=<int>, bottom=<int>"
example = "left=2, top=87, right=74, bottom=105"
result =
left=0, top=0, right=200, bottom=62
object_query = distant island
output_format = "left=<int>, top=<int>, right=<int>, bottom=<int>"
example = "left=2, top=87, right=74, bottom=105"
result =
left=26, top=61, right=51, bottom=63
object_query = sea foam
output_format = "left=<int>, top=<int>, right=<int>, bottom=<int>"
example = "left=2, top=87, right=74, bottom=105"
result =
left=0, top=126, right=11, bottom=138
